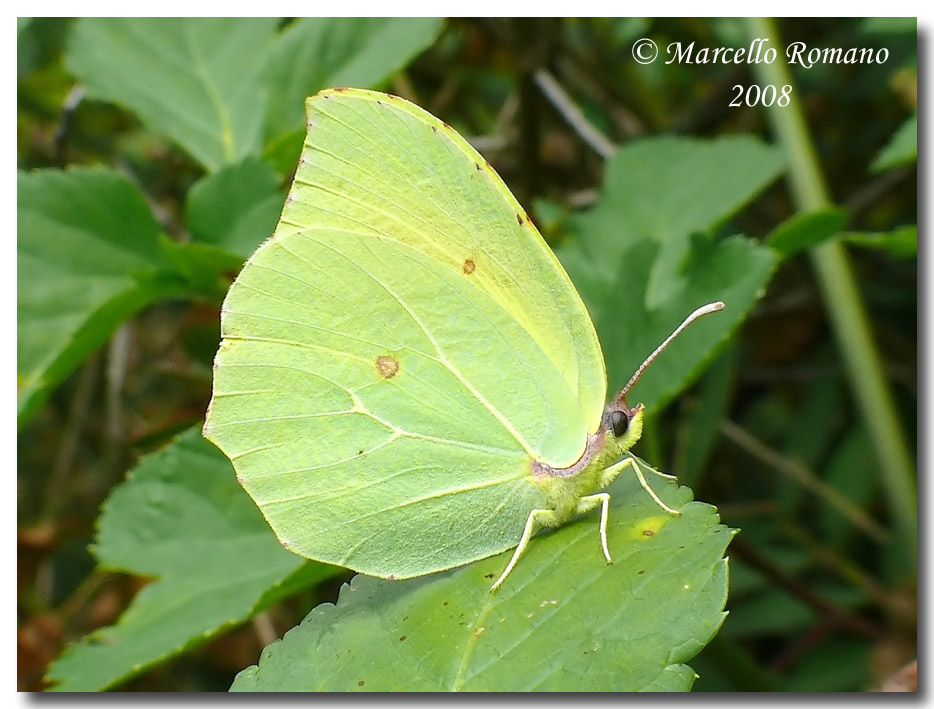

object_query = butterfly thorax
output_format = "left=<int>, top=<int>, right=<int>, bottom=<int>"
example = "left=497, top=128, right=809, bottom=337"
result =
left=530, top=404, right=645, bottom=522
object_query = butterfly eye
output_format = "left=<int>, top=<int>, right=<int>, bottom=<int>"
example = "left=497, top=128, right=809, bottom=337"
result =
left=608, top=409, right=630, bottom=438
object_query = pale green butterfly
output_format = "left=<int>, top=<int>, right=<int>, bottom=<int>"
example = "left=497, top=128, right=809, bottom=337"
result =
left=203, top=88, right=723, bottom=592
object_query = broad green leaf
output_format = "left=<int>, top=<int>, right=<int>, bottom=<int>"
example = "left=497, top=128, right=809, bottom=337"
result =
left=45, top=429, right=332, bottom=692
left=231, top=469, right=734, bottom=692
left=561, top=136, right=783, bottom=310
left=66, top=18, right=279, bottom=172
left=159, top=240, right=247, bottom=298
left=17, top=167, right=183, bottom=427
left=263, top=18, right=443, bottom=144
left=871, top=114, right=917, bottom=172
left=588, top=137, right=783, bottom=253
left=558, top=136, right=781, bottom=408
left=186, top=156, right=284, bottom=257
left=767, top=208, right=848, bottom=258
left=845, top=225, right=917, bottom=258
left=562, top=235, right=775, bottom=413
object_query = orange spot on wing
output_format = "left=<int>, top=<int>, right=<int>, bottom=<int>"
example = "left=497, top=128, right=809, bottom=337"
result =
left=376, top=355, right=400, bottom=379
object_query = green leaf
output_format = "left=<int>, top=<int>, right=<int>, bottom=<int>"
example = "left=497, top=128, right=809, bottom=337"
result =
left=596, top=137, right=784, bottom=251
left=66, top=18, right=280, bottom=172
left=767, top=208, right=848, bottom=259
left=558, top=136, right=781, bottom=409
left=17, top=17, right=38, bottom=76
left=159, top=239, right=246, bottom=298
left=785, top=638, right=871, bottom=691
left=724, top=584, right=816, bottom=637
left=871, top=114, right=917, bottom=172
left=821, top=429, right=877, bottom=545
left=675, top=347, right=736, bottom=490
left=17, top=167, right=183, bottom=427
left=845, top=225, right=917, bottom=258
left=231, top=469, right=734, bottom=692
left=186, top=157, right=284, bottom=257
left=45, top=429, right=331, bottom=692
left=563, top=136, right=783, bottom=311
left=563, top=236, right=775, bottom=413
left=860, top=17, right=918, bottom=35
left=263, top=18, right=443, bottom=143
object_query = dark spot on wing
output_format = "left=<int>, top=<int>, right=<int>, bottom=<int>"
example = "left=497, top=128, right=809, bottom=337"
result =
left=376, top=355, right=400, bottom=379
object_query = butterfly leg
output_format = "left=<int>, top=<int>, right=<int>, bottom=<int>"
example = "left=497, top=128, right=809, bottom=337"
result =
left=597, top=456, right=681, bottom=516
left=628, top=456, right=681, bottom=515
left=576, top=492, right=612, bottom=563
left=491, top=507, right=561, bottom=593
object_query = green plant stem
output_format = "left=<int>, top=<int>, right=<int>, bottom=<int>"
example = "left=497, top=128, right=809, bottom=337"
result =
left=745, top=17, right=916, bottom=567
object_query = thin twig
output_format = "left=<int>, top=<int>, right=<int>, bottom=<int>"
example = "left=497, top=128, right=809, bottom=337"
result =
left=554, top=55, right=645, bottom=138
left=251, top=612, right=278, bottom=649
left=843, top=166, right=911, bottom=217
left=730, top=536, right=881, bottom=640
left=103, top=324, right=131, bottom=478
left=43, top=356, right=99, bottom=521
left=53, top=84, right=85, bottom=166
left=533, top=69, right=616, bottom=160
left=720, top=419, right=890, bottom=545
left=768, top=614, right=836, bottom=673
left=783, top=526, right=892, bottom=608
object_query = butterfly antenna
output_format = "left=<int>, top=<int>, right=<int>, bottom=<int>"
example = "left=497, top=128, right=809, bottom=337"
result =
left=618, top=302, right=726, bottom=403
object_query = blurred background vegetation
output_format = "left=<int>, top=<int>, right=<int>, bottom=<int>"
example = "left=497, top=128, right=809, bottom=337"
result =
left=18, top=17, right=916, bottom=691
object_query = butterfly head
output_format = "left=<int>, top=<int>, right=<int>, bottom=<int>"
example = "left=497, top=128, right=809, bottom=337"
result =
left=602, top=399, right=644, bottom=452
